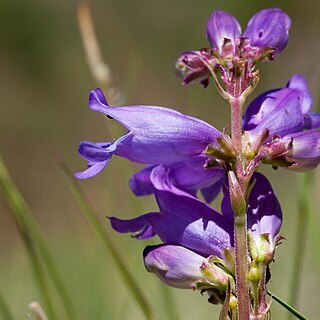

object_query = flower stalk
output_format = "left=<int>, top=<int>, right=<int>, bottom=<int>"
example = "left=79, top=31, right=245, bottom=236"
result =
left=229, top=91, right=250, bottom=320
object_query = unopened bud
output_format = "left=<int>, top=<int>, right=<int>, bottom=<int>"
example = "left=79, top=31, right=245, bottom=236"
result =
left=205, top=133, right=236, bottom=162
left=229, top=295, right=238, bottom=310
left=248, top=232, right=276, bottom=264
left=200, top=261, right=230, bottom=289
left=175, top=50, right=217, bottom=87
left=259, top=136, right=293, bottom=167
left=248, top=261, right=261, bottom=284
left=228, top=171, right=246, bottom=215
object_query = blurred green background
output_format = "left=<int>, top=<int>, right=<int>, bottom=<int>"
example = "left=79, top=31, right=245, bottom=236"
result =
left=0, top=0, right=319, bottom=319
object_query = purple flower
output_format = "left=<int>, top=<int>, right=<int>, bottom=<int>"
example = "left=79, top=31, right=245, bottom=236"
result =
left=243, top=8, right=291, bottom=56
left=110, top=168, right=282, bottom=289
left=206, top=10, right=242, bottom=55
left=176, top=8, right=291, bottom=88
left=243, top=75, right=320, bottom=171
left=76, top=89, right=220, bottom=179
left=207, top=8, right=290, bottom=58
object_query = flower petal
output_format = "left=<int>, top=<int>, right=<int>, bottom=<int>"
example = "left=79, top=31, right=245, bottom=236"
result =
left=304, top=113, right=320, bottom=130
left=200, top=175, right=225, bottom=203
left=144, top=245, right=206, bottom=289
left=206, top=10, right=241, bottom=54
left=169, top=156, right=225, bottom=190
left=247, top=173, right=282, bottom=240
left=150, top=166, right=233, bottom=257
left=282, top=130, right=320, bottom=171
left=286, top=74, right=313, bottom=114
left=76, top=133, right=130, bottom=179
left=109, top=212, right=158, bottom=239
left=129, top=157, right=225, bottom=202
left=243, top=76, right=309, bottom=138
left=75, top=160, right=109, bottom=179
left=243, top=8, right=291, bottom=54
left=129, top=165, right=156, bottom=196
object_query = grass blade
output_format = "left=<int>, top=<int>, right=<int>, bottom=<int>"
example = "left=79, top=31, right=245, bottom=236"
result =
left=0, top=155, right=78, bottom=320
left=0, top=291, right=15, bottom=320
left=60, top=160, right=153, bottom=320
left=267, top=291, right=308, bottom=320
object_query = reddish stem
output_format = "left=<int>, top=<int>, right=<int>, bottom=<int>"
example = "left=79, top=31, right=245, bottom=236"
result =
left=230, top=84, right=250, bottom=319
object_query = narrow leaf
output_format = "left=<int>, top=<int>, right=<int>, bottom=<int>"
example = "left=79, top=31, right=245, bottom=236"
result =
left=267, top=291, right=308, bottom=320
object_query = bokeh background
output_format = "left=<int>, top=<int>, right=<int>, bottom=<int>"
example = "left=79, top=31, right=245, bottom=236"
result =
left=0, top=0, right=319, bottom=319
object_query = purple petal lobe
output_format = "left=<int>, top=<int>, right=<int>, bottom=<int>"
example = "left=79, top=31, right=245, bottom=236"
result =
left=78, top=141, right=112, bottom=162
left=75, top=160, right=109, bottom=179
left=286, top=74, right=313, bottom=114
left=109, top=212, right=158, bottom=239
left=144, top=245, right=206, bottom=289
left=247, top=173, right=282, bottom=240
left=243, top=8, right=291, bottom=54
left=304, top=113, right=320, bottom=130
left=76, top=134, right=130, bottom=179
left=206, top=10, right=241, bottom=53
left=129, top=165, right=156, bottom=196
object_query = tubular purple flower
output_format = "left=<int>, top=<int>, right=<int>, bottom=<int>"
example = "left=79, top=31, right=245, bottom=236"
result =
left=76, top=89, right=221, bottom=178
left=242, top=75, right=320, bottom=172
left=176, top=8, right=291, bottom=88
left=143, top=245, right=207, bottom=289
left=243, top=8, right=291, bottom=55
left=206, top=10, right=241, bottom=55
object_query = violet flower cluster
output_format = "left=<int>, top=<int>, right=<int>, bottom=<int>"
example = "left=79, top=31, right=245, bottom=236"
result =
left=76, top=7, right=319, bottom=319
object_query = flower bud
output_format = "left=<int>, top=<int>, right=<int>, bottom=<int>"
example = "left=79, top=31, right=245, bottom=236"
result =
left=206, top=10, right=241, bottom=56
left=248, top=261, right=261, bottom=284
left=175, top=50, right=217, bottom=87
left=228, top=171, right=246, bottom=215
left=200, top=261, right=230, bottom=289
left=229, top=295, right=238, bottom=310
left=248, top=232, right=276, bottom=264
left=243, top=8, right=291, bottom=56
left=205, top=132, right=236, bottom=162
